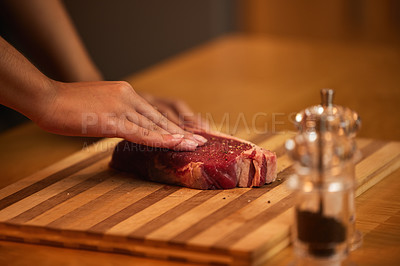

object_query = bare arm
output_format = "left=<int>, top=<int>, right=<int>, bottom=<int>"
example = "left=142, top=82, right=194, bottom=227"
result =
left=0, top=36, right=206, bottom=150
left=2, top=0, right=102, bottom=82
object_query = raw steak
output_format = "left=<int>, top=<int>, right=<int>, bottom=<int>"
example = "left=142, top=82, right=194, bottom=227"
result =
left=110, top=131, right=277, bottom=189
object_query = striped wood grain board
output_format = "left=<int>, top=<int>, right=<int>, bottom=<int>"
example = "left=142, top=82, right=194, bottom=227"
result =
left=0, top=133, right=399, bottom=265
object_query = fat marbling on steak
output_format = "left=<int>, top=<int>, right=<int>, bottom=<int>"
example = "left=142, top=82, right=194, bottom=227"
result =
left=110, top=131, right=277, bottom=189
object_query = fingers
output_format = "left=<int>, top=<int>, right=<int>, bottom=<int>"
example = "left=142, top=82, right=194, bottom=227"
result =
left=125, top=112, right=208, bottom=148
left=158, top=98, right=209, bottom=131
left=135, top=99, right=183, bottom=133
left=139, top=92, right=155, bottom=103
left=134, top=97, right=207, bottom=146
left=125, top=112, right=170, bottom=135
left=119, top=120, right=198, bottom=151
left=150, top=101, right=181, bottom=125
left=173, top=100, right=210, bottom=131
left=139, top=93, right=180, bottom=124
left=138, top=92, right=194, bottom=127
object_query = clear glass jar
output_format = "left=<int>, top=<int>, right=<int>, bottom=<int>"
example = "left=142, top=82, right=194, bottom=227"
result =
left=288, top=162, right=354, bottom=265
left=286, top=88, right=362, bottom=265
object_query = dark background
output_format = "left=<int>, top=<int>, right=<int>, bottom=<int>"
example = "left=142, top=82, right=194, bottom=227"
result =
left=63, top=0, right=237, bottom=81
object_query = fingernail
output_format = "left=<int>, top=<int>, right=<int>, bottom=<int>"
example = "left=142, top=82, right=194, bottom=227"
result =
left=172, top=134, right=184, bottom=139
left=193, top=134, right=207, bottom=144
left=182, top=139, right=198, bottom=149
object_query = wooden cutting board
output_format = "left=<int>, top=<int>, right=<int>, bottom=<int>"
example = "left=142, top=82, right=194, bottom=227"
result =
left=0, top=132, right=399, bottom=265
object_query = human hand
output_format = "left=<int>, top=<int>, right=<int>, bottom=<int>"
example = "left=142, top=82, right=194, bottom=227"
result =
left=33, top=80, right=207, bottom=151
left=140, top=93, right=209, bottom=131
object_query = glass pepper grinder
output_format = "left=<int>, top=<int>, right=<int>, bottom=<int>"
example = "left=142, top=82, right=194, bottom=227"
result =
left=293, top=88, right=362, bottom=251
left=286, top=89, right=362, bottom=265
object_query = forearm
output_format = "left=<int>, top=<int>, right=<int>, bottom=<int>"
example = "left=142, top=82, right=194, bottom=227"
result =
left=0, top=36, right=54, bottom=120
left=2, top=0, right=102, bottom=82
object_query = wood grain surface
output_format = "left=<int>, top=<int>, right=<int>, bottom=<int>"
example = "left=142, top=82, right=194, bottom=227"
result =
left=0, top=132, right=399, bottom=265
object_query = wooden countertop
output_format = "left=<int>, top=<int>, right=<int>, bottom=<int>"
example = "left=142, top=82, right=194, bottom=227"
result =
left=1, top=34, right=399, bottom=265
